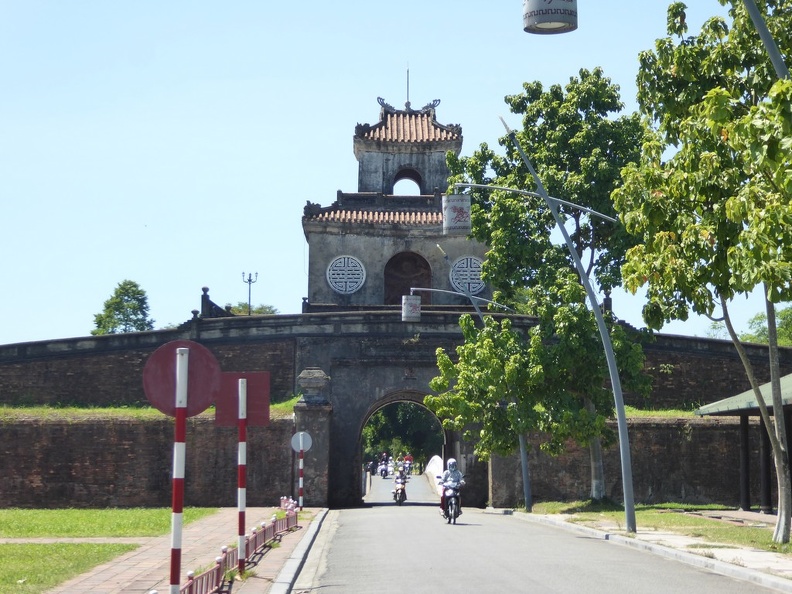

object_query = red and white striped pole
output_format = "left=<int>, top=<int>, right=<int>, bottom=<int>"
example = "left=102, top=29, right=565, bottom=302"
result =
left=237, top=378, right=248, bottom=574
left=298, top=432, right=304, bottom=512
left=169, top=347, right=189, bottom=594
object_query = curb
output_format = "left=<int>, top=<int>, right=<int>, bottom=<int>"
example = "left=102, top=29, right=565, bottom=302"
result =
left=268, top=508, right=329, bottom=594
left=510, top=511, right=792, bottom=593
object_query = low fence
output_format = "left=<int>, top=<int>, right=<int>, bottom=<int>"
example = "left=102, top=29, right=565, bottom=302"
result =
left=148, top=502, right=300, bottom=594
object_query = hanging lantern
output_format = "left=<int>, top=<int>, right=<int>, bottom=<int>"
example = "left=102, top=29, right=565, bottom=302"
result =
left=401, top=295, right=421, bottom=322
left=523, top=0, right=577, bottom=34
left=442, top=194, right=471, bottom=236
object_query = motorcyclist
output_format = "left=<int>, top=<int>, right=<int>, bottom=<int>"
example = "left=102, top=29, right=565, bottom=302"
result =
left=393, top=465, right=408, bottom=501
left=439, top=458, right=464, bottom=516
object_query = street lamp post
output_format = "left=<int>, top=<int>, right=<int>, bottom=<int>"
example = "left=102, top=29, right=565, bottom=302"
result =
left=449, top=118, right=637, bottom=532
left=242, top=272, right=258, bottom=316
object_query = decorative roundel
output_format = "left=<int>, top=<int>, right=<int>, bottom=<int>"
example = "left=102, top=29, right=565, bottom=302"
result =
left=326, top=255, right=366, bottom=294
left=450, top=256, right=485, bottom=296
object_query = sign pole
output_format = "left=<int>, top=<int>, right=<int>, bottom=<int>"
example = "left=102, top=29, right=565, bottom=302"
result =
left=298, top=432, right=304, bottom=512
left=169, top=348, right=189, bottom=594
left=237, top=378, right=248, bottom=574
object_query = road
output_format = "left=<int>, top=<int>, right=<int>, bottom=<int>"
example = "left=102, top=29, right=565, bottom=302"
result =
left=292, top=471, right=771, bottom=593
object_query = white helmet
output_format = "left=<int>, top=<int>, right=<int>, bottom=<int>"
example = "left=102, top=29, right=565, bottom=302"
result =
left=447, top=458, right=457, bottom=471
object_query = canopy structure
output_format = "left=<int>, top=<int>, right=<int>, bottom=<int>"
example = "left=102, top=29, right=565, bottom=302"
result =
left=695, top=373, right=792, bottom=417
left=695, top=374, right=792, bottom=513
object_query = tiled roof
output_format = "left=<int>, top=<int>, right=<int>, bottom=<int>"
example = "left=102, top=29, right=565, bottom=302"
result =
left=355, top=97, right=462, bottom=144
left=359, top=111, right=461, bottom=143
left=307, top=209, right=442, bottom=226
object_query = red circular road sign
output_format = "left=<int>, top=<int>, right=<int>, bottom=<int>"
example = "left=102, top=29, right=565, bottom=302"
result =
left=142, top=340, right=221, bottom=417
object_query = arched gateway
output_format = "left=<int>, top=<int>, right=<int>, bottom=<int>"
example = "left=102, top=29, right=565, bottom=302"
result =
left=296, top=97, right=492, bottom=507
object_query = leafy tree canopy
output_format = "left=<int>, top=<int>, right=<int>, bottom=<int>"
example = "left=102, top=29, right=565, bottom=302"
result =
left=361, top=402, right=443, bottom=467
left=435, top=68, right=650, bottom=465
left=224, top=301, right=279, bottom=315
left=92, top=280, right=154, bottom=335
left=450, top=67, right=647, bottom=298
left=615, top=3, right=792, bottom=328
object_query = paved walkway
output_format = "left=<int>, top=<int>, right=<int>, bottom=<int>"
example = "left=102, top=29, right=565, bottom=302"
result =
left=30, top=507, right=323, bottom=594
left=13, top=506, right=792, bottom=593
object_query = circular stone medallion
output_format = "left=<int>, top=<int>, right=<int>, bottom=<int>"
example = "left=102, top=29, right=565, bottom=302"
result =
left=326, top=255, right=366, bottom=294
left=450, top=256, right=485, bottom=295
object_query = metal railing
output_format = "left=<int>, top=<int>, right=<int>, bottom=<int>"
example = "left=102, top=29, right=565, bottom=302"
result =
left=175, top=509, right=299, bottom=594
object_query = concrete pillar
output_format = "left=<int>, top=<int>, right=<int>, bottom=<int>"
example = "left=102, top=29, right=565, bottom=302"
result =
left=293, top=368, right=332, bottom=506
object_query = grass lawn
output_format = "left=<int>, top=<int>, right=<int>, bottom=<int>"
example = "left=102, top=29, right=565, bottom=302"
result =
left=1, top=543, right=137, bottom=594
left=532, top=500, right=792, bottom=554
left=0, top=508, right=218, bottom=594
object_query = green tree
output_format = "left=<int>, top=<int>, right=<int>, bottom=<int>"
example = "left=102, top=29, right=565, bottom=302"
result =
left=741, top=306, right=792, bottom=345
left=92, top=280, right=155, bottom=335
left=224, top=302, right=279, bottom=315
left=613, top=2, right=792, bottom=542
left=443, top=67, right=650, bottom=500
left=361, top=402, right=443, bottom=469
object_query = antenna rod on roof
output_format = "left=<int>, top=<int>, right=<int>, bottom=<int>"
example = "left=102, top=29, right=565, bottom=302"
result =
left=406, top=65, right=410, bottom=106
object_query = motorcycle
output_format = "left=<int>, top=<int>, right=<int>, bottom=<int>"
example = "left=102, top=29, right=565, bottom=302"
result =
left=378, top=463, right=388, bottom=478
left=403, top=460, right=412, bottom=475
left=437, top=475, right=464, bottom=524
left=393, top=475, right=407, bottom=505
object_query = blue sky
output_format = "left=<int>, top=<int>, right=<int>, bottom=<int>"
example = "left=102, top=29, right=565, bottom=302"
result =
left=1, top=0, right=762, bottom=345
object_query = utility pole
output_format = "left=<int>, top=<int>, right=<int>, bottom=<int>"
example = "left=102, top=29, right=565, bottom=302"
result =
left=242, top=272, right=258, bottom=315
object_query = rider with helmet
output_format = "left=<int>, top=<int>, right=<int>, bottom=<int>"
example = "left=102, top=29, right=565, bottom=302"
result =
left=439, top=458, right=464, bottom=516
left=393, top=465, right=408, bottom=501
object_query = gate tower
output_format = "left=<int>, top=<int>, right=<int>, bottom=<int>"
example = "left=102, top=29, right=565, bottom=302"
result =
left=302, top=97, right=490, bottom=310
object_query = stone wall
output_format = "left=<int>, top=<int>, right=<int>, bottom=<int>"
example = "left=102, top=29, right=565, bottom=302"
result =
left=0, top=415, right=767, bottom=509
left=489, top=417, right=761, bottom=508
left=0, top=416, right=295, bottom=508
left=0, top=327, right=297, bottom=407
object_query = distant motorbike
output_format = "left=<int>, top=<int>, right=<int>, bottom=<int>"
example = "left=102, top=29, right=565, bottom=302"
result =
left=379, top=463, right=388, bottom=478
left=404, top=460, right=412, bottom=475
left=393, top=476, right=407, bottom=505
left=437, top=476, right=464, bottom=524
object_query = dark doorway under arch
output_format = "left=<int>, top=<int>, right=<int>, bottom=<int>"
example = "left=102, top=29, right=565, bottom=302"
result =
left=384, top=252, right=431, bottom=305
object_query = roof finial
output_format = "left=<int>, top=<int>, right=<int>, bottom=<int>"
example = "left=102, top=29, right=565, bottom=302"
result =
left=405, top=64, right=411, bottom=111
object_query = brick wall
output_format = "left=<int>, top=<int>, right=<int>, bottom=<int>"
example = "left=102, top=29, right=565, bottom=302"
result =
left=490, top=417, right=762, bottom=508
left=0, top=416, right=294, bottom=508
left=0, top=415, right=764, bottom=509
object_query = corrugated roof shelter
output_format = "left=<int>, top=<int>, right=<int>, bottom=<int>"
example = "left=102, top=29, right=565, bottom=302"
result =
left=695, top=373, right=792, bottom=417
left=695, top=373, right=792, bottom=514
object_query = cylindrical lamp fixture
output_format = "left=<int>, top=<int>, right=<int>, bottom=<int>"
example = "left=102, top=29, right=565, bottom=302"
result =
left=442, top=194, right=471, bottom=236
left=401, top=295, right=421, bottom=322
left=523, top=0, right=577, bottom=34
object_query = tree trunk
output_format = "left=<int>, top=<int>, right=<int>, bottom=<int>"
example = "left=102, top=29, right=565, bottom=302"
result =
left=519, top=433, right=533, bottom=511
left=722, top=291, right=791, bottom=544
left=585, top=397, right=606, bottom=500
left=766, top=291, right=791, bottom=543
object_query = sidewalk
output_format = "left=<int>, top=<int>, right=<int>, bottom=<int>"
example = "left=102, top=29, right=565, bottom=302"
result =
left=36, top=507, right=324, bottom=594
left=507, top=508, right=792, bottom=592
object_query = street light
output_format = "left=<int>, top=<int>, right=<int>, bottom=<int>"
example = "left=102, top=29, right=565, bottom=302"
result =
left=448, top=118, right=637, bottom=532
left=522, top=0, right=577, bottom=34
left=242, top=272, right=258, bottom=316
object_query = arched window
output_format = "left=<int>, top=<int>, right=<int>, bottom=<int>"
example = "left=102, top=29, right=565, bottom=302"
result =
left=393, top=167, right=423, bottom=195
left=384, top=252, right=431, bottom=305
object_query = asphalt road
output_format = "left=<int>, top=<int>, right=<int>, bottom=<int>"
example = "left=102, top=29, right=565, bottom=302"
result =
left=291, top=471, right=782, bottom=593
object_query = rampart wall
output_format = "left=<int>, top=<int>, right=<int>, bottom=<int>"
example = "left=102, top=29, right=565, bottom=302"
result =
left=0, top=416, right=762, bottom=509
left=1, top=311, right=790, bottom=508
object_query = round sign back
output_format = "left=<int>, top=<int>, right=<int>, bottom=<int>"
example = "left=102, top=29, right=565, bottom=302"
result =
left=291, top=431, right=313, bottom=452
left=142, top=340, right=221, bottom=417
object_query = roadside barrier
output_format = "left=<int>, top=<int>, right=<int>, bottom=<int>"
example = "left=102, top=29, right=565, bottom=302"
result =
left=148, top=502, right=299, bottom=594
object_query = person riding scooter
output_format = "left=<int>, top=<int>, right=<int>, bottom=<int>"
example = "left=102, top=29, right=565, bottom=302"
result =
left=439, top=458, right=464, bottom=516
left=392, top=465, right=408, bottom=503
